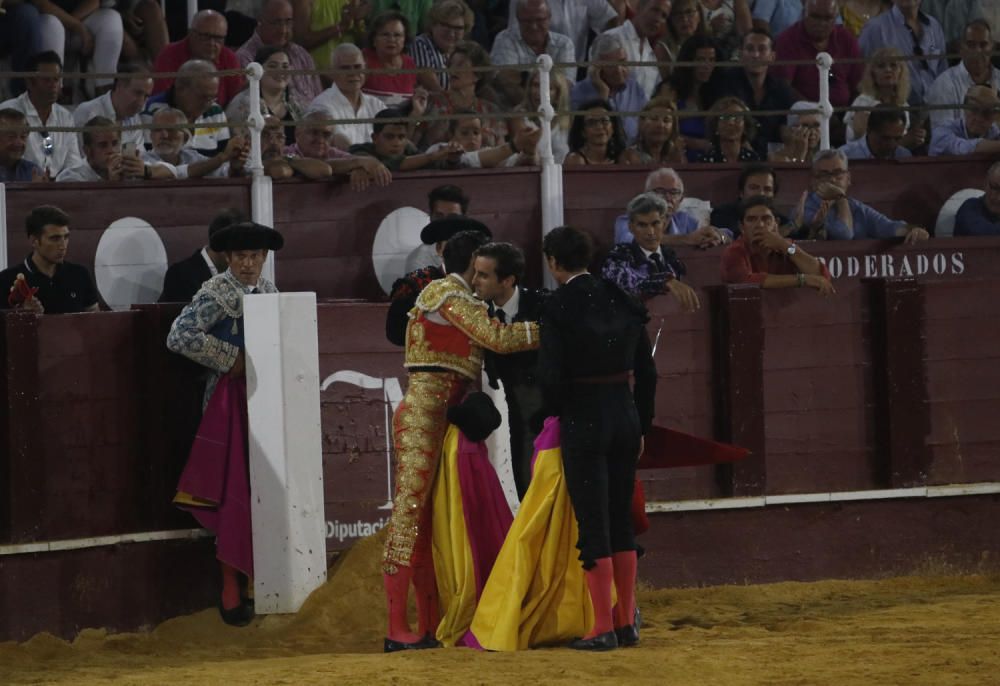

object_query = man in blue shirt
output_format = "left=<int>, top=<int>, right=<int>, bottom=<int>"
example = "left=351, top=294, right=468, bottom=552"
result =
left=929, top=85, right=1000, bottom=156
left=751, top=0, right=802, bottom=36
left=613, top=167, right=731, bottom=246
left=955, top=162, right=1000, bottom=236
left=799, top=149, right=930, bottom=242
left=0, top=108, right=42, bottom=182
left=571, top=33, right=647, bottom=143
left=839, top=107, right=913, bottom=160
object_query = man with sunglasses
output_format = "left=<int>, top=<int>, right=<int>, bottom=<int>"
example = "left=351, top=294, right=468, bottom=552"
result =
left=859, top=0, right=945, bottom=105
left=152, top=9, right=246, bottom=106
left=929, top=85, right=1000, bottom=156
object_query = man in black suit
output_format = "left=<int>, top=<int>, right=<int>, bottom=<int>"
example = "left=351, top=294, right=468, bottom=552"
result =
left=602, top=191, right=701, bottom=311
left=471, top=242, right=547, bottom=499
left=159, top=208, right=245, bottom=303
left=538, top=225, right=656, bottom=651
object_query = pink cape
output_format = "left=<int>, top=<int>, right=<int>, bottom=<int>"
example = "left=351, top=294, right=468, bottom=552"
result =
left=175, top=375, right=254, bottom=577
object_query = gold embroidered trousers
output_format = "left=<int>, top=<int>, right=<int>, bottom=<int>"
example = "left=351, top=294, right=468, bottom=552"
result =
left=383, top=370, right=468, bottom=574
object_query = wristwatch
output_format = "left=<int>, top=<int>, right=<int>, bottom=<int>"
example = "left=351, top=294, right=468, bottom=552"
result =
left=786, top=242, right=798, bottom=256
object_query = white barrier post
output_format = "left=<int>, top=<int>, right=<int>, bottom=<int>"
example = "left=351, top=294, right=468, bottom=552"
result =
left=245, top=61, right=277, bottom=282
left=816, top=52, right=834, bottom=151
left=536, top=54, right=564, bottom=290
left=244, top=292, right=326, bottom=614
left=186, top=0, right=197, bottom=27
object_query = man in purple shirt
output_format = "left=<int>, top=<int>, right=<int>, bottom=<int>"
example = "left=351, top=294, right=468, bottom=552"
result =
left=0, top=108, right=42, bottom=183
left=772, top=0, right=863, bottom=108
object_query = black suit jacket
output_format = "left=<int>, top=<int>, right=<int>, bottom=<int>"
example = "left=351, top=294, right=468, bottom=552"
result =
left=159, top=249, right=213, bottom=303
left=537, top=274, right=657, bottom=433
left=484, top=286, right=548, bottom=389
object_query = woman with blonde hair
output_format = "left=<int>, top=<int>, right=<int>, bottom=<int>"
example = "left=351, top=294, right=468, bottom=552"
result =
left=698, top=96, right=760, bottom=163
left=620, top=97, right=685, bottom=165
left=508, top=69, right=572, bottom=164
left=844, top=47, right=924, bottom=149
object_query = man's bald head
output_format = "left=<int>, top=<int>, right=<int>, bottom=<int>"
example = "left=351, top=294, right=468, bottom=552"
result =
left=258, top=0, right=294, bottom=47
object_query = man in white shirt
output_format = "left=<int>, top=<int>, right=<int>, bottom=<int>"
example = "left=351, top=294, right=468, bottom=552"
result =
left=509, top=0, right=618, bottom=62
left=925, top=19, right=1000, bottom=127
left=308, top=43, right=385, bottom=147
left=73, top=64, right=153, bottom=155
left=593, top=0, right=670, bottom=99
left=56, top=116, right=175, bottom=182
left=491, top=0, right=577, bottom=101
left=0, top=51, right=83, bottom=177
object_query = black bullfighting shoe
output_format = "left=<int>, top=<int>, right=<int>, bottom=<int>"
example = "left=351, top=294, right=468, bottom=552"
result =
left=615, top=623, right=640, bottom=647
left=569, top=630, right=619, bottom=651
left=383, top=634, right=441, bottom=653
left=218, top=599, right=254, bottom=627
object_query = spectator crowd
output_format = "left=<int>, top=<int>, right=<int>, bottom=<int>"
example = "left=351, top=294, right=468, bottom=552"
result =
left=1, top=0, right=1000, bottom=239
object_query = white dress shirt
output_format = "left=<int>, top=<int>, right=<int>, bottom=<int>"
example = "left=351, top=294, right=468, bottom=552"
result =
left=490, top=24, right=577, bottom=84
left=925, top=62, right=1000, bottom=127
left=72, top=91, right=146, bottom=154
left=0, top=92, right=84, bottom=176
left=509, top=0, right=617, bottom=62
left=494, top=285, right=522, bottom=322
left=308, top=84, right=386, bottom=147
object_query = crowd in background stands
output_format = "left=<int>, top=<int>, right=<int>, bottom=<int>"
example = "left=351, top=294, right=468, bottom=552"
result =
left=1, top=1, right=1000, bottom=234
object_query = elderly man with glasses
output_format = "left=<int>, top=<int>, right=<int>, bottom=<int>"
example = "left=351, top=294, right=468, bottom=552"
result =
left=929, top=84, right=1000, bottom=156
left=797, top=149, right=929, bottom=242
left=236, top=0, right=322, bottom=105
left=152, top=9, right=246, bottom=106
left=613, top=167, right=731, bottom=247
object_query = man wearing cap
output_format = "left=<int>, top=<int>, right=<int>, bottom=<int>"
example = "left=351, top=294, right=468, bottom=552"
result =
left=382, top=228, right=539, bottom=653
left=385, top=215, right=492, bottom=346
left=929, top=85, right=1000, bottom=156
left=166, top=221, right=283, bottom=628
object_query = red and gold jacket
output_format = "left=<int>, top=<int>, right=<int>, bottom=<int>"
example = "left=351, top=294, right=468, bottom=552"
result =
left=405, top=274, right=539, bottom=380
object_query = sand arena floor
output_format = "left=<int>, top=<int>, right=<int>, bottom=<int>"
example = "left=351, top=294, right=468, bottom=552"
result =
left=2, top=533, right=999, bottom=685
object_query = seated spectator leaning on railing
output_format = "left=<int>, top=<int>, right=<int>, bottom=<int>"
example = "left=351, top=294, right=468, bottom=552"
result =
left=0, top=205, right=99, bottom=314
left=283, top=109, right=393, bottom=189
left=613, top=167, right=730, bottom=247
left=769, top=100, right=821, bottom=162
left=153, top=9, right=245, bottom=106
left=798, top=149, right=929, bottom=242
left=839, top=106, right=912, bottom=160
left=143, top=59, right=231, bottom=156
left=571, top=32, right=647, bottom=144
left=710, top=162, right=795, bottom=238
left=0, top=51, right=82, bottom=178
left=143, top=108, right=248, bottom=179
left=721, top=195, right=834, bottom=293
left=602, top=191, right=701, bottom=311
left=424, top=111, right=541, bottom=169
left=925, top=19, right=1000, bottom=128
left=56, top=116, right=171, bottom=182
left=929, top=85, right=1000, bottom=156
left=73, top=64, right=152, bottom=156
left=0, top=109, right=43, bottom=183
left=712, top=27, right=795, bottom=157
left=308, top=43, right=387, bottom=147
left=954, top=161, right=1000, bottom=236
left=236, top=0, right=323, bottom=107
left=350, top=107, right=459, bottom=170
left=594, top=0, right=669, bottom=99
left=565, top=98, right=628, bottom=166
left=698, top=97, right=762, bottom=163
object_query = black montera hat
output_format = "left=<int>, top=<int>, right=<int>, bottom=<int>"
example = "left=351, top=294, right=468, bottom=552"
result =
left=419, top=216, right=492, bottom=245
left=447, top=392, right=502, bottom=442
left=210, top=221, right=284, bottom=252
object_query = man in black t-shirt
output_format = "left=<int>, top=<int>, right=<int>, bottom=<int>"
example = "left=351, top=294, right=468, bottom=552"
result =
left=0, top=205, right=99, bottom=314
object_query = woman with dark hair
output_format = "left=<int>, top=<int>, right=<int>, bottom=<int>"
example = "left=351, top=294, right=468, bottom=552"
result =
left=654, top=0, right=708, bottom=79
left=564, top=99, right=627, bottom=166
left=410, top=0, right=474, bottom=94
left=225, top=45, right=303, bottom=144
left=670, top=35, right=720, bottom=161
left=698, top=96, right=761, bottom=163
left=420, top=40, right=504, bottom=148
left=363, top=10, right=419, bottom=106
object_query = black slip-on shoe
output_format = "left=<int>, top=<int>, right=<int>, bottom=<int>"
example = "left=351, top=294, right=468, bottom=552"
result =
left=569, top=630, right=618, bottom=651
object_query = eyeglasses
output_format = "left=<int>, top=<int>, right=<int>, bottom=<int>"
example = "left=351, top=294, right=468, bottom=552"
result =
left=718, top=114, right=744, bottom=123
left=651, top=187, right=684, bottom=199
left=438, top=22, right=465, bottom=34
left=813, top=169, right=847, bottom=180
left=193, top=29, right=227, bottom=43
left=584, top=117, right=611, bottom=127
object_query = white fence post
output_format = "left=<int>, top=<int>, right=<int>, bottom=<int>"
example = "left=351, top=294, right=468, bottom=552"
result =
left=536, top=54, right=564, bottom=290
left=0, top=183, right=7, bottom=269
left=244, top=292, right=326, bottom=614
left=816, top=52, right=834, bottom=151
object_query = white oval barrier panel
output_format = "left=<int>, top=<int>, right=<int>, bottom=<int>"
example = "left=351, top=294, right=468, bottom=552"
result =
left=372, top=206, right=430, bottom=295
left=94, top=217, right=168, bottom=311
